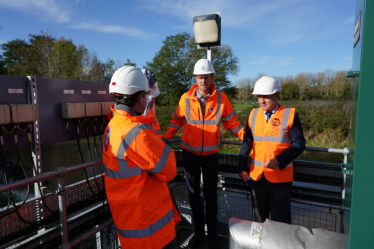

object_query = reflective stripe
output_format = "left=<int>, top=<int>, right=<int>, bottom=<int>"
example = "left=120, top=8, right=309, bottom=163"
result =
left=185, top=91, right=221, bottom=126
left=280, top=107, right=291, bottom=139
left=173, top=110, right=183, bottom=120
left=250, top=159, right=293, bottom=168
left=117, top=209, right=173, bottom=238
left=215, top=90, right=222, bottom=125
left=169, top=123, right=181, bottom=130
left=231, top=124, right=243, bottom=134
left=251, top=158, right=263, bottom=167
left=251, top=109, right=262, bottom=142
left=104, top=161, right=144, bottom=179
left=250, top=108, right=292, bottom=143
left=250, top=108, right=259, bottom=131
left=154, top=130, right=161, bottom=135
left=222, top=110, right=236, bottom=121
left=116, top=124, right=153, bottom=158
left=181, top=139, right=219, bottom=152
left=265, top=136, right=291, bottom=143
left=185, top=98, right=193, bottom=124
left=149, top=145, right=171, bottom=175
left=253, top=136, right=263, bottom=142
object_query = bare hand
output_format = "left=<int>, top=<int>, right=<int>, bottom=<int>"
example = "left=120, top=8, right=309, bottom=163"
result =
left=264, top=158, right=279, bottom=169
left=238, top=172, right=248, bottom=182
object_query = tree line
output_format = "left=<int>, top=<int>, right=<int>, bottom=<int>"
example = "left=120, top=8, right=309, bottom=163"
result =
left=236, top=69, right=351, bottom=101
left=0, top=31, right=137, bottom=82
left=1, top=31, right=351, bottom=105
left=0, top=31, right=239, bottom=106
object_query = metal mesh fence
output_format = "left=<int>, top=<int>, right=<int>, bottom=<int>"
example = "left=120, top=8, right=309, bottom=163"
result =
left=172, top=184, right=337, bottom=232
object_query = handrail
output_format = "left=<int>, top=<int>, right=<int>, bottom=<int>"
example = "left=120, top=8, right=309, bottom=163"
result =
left=170, top=138, right=354, bottom=155
left=0, top=142, right=352, bottom=247
left=0, top=159, right=102, bottom=194
left=0, top=159, right=103, bottom=249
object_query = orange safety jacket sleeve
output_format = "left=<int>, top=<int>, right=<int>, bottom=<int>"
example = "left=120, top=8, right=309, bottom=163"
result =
left=220, top=92, right=245, bottom=140
left=123, top=128, right=177, bottom=182
left=238, top=112, right=306, bottom=172
left=162, top=96, right=186, bottom=141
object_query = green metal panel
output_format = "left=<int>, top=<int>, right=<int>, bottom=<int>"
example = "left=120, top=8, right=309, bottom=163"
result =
left=346, top=0, right=374, bottom=248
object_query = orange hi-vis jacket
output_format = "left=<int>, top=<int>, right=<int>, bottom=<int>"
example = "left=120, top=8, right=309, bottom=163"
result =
left=108, top=106, right=161, bottom=138
left=103, top=104, right=180, bottom=249
left=163, top=84, right=244, bottom=156
left=248, top=105, right=295, bottom=183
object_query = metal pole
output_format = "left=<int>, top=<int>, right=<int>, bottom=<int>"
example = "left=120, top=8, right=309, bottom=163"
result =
left=57, top=166, right=70, bottom=249
left=207, top=47, right=211, bottom=61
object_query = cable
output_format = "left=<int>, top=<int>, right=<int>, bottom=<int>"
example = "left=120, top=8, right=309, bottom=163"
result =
left=73, top=119, right=96, bottom=195
left=0, top=130, right=11, bottom=215
left=0, top=128, right=37, bottom=224
left=25, top=125, right=56, bottom=213
left=85, top=121, right=102, bottom=193
left=92, top=124, right=104, bottom=190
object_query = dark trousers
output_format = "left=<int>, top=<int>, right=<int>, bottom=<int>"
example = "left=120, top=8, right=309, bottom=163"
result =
left=182, top=149, right=219, bottom=232
left=251, top=175, right=292, bottom=224
left=162, top=237, right=177, bottom=249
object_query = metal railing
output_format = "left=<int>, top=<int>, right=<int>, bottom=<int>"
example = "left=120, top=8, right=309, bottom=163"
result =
left=0, top=142, right=354, bottom=247
left=0, top=159, right=115, bottom=249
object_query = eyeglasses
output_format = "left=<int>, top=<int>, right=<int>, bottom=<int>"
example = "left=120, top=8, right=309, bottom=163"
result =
left=195, top=75, right=213, bottom=81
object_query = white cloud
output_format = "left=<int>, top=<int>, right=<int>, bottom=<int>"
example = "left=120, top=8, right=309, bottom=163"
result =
left=0, top=0, right=152, bottom=38
left=0, top=0, right=71, bottom=23
left=70, top=22, right=154, bottom=38
left=249, top=56, right=272, bottom=65
left=277, top=57, right=297, bottom=66
left=139, top=0, right=299, bottom=27
left=249, top=55, right=297, bottom=66
left=343, top=17, right=354, bottom=25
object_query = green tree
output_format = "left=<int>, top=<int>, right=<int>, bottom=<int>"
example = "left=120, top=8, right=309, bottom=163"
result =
left=222, top=85, right=238, bottom=100
left=0, top=32, right=56, bottom=77
left=124, top=59, right=137, bottom=67
left=281, top=81, right=299, bottom=100
left=50, top=39, right=84, bottom=79
left=145, top=32, right=239, bottom=106
left=1, top=39, right=32, bottom=76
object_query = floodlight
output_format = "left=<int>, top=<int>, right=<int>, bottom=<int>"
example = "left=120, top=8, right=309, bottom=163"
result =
left=193, top=13, right=221, bottom=49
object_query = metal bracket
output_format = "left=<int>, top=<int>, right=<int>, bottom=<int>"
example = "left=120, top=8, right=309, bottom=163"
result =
left=346, top=71, right=360, bottom=77
left=341, top=163, right=354, bottom=175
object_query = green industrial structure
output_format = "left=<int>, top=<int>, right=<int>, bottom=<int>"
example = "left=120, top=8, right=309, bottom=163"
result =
left=345, top=0, right=374, bottom=248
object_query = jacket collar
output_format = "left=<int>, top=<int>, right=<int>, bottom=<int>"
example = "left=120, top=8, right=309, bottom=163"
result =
left=186, top=84, right=217, bottom=99
left=111, top=104, right=153, bottom=124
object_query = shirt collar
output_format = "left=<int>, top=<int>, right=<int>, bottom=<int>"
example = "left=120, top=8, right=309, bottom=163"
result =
left=196, top=88, right=211, bottom=99
left=263, top=103, right=279, bottom=114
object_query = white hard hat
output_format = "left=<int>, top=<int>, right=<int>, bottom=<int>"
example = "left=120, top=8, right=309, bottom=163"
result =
left=141, top=69, right=160, bottom=97
left=252, top=76, right=282, bottom=95
left=193, top=59, right=215, bottom=75
left=109, top=66, right=149, bottom=95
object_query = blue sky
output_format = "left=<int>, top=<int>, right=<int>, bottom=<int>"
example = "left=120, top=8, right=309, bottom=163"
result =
left=0, top=0, right=355, bottom=84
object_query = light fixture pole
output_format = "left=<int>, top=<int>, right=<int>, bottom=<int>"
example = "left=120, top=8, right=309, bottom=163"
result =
left=193, top=12, right=221, bottom=62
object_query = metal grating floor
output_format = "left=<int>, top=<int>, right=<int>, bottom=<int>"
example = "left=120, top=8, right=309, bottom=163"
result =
left=176, top=226, right=229, bottom=249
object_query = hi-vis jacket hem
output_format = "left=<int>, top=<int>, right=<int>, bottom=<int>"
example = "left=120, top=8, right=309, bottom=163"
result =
left=249, top=105, right=295, bottom=183
left=116, top=209, right=174, bottom=238
left=163, top=84, right=244, bottom=156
